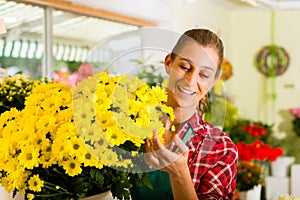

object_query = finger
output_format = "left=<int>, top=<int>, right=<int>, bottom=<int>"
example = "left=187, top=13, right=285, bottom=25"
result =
left=174, top=135, right=189, bottom=154
left=145, top=138, right=153, bottom=153
left=164, top=116, right=172, bottom=131
left=152, top=130, right=164, bottom=151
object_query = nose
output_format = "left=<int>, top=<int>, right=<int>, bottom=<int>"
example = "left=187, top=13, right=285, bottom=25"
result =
left=184, top=69, right=199, bottom=87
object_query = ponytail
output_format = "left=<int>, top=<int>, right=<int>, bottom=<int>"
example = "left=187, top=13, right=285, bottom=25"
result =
left=198, top=93, right=208, bottom=117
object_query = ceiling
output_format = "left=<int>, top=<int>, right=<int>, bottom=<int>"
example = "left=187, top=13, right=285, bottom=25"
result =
left=222, top=0, right=300, bottom=9
left=0, top=0, right=138, bottom=48
left=1, top=0, right=300, bottom=56
left=2, top=0, right=300, bottom=46
left=66, top=0, right=300, bottom=11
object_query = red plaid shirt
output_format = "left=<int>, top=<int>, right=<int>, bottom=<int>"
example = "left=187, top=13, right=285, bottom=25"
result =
left=176, top=112, right=238, bottom=199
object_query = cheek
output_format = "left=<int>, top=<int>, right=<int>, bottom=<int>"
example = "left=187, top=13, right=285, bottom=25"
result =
left=167, top=70, right=182, bottom=87
left=196, top=90, right=207, bottom=101
left=196, top=81, right=210, bottom=98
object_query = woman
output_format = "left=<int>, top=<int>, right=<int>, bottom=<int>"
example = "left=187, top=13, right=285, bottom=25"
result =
left=131, top=28, right=238, bottom=200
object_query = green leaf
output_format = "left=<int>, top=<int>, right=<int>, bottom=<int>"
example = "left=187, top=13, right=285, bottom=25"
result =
left=142, top=174, right=153, bottom=190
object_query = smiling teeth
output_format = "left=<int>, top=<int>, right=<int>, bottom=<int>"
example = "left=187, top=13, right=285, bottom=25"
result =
left=178, top=86, right=195, bottom=95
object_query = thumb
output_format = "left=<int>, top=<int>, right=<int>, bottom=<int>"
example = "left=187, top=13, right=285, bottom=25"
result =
left=174, top=135, right=189, bottom=154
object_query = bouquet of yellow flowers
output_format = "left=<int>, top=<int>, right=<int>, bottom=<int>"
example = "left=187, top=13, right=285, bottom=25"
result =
left=0, top=72, right=174, bottom=200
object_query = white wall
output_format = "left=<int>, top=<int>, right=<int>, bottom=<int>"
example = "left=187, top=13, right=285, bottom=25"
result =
left=67, top=0, right=173, bottom=27
left=231, top=10, right=300, bottom=137
left=171, top=0, right=233, bottom=59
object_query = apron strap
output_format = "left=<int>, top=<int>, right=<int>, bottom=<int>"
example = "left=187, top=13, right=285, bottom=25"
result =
left=182, top=126, right=193, bottom=144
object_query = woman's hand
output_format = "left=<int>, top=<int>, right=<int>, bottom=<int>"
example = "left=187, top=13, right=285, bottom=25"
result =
left=144, top=131, right=198, bottom=200
left=144, top=130, right=189, bottom=175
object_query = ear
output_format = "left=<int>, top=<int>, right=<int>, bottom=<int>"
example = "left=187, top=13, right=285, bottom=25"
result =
left=164, top=54, right=172, bottom=74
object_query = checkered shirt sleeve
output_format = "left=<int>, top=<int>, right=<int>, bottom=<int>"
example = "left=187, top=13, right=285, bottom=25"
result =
left=178, top=114, right=238, bottom=199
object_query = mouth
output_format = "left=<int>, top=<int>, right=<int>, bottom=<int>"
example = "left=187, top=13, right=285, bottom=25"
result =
left=177, top=85, right=196, bottom=95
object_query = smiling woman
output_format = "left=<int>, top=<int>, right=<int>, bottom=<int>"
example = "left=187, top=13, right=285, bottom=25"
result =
left=131, top=28, right=238, bottom=200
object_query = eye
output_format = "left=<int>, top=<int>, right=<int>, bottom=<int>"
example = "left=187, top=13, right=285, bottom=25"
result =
left=180, top=65, right=190, bottom=71
left=199, top=71, right=211, bottom=79
left=200, top=73, right=208, bottom=78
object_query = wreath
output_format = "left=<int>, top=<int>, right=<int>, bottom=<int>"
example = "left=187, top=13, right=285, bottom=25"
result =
left=255, top=45, right=290, bottom=77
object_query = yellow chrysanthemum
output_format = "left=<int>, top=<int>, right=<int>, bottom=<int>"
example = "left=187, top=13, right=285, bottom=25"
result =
left=0, top=71, right=174, bottom=196
left=17, top=144, right=40, bottom=169
left=61, top=157, right=82, bottom=177
left=28, top=174, right=44, bottom=192
left=1, top=176, right=16, bottom=192
left=27, top=193, right=35, bottom=200
left=67, top=136, right=86, bottom=162
left=39, top=152, right=57, bottom=168
left=100, top=149, right=119, bottom=167
left=11, top=169, right=30, bottom=194
left=78, top=122, right=103, bottom=145
left=0, top=108, right=20, bottom=136
left=82, top=152, right=103, bottom=169
left=52, top=138, right=70, bottom=161
left=35, top=115, right=58, bottom=134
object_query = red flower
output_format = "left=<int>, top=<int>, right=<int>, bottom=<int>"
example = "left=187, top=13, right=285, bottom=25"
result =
left=237, top=140, right=283, bottom=162
left=268, top=147, right=284, bottom=162
left=241, top=124, right=267, bottom=138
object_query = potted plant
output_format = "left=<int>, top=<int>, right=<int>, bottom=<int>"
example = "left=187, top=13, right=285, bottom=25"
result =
left=236, top=161, right=264, bottom=200
left=0, top=72, right=174, bottom=200
left=226, top=119, right=284, bottom=200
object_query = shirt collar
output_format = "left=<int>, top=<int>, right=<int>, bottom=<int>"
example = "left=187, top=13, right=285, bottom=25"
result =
left=183, top=112, right=209, bottom=137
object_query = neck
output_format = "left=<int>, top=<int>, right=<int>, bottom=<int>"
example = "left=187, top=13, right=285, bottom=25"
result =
left=172, top=106, right=197, bottom=125
left=165, top=89, right=198, bottom=125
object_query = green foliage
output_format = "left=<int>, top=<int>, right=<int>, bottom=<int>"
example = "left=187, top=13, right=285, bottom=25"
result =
left=292, top=117, right=300, bottom=137
left=224, top=118, right=272, bottom=145
left=237, top=161, right=265, bottom=191
left=204, top=96, right=239, bottom=129
left=131, top=58, right=166, bottom=87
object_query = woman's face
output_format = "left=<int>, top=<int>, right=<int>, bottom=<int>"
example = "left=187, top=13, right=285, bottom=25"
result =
left=165, top=42, right=219, bottom=109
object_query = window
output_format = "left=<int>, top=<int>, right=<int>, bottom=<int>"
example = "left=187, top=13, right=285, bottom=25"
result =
left=0, top=0, right=154, bottom=80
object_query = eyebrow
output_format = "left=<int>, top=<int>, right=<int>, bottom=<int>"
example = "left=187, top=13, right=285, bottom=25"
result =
left=180, top=57, right=215, bottom=73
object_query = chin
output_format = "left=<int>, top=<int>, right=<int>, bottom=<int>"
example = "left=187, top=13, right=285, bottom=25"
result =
left=177, top=101, right=198, bottom=110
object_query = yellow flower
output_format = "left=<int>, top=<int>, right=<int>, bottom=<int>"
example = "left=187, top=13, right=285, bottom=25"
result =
left=52, top=137, right=70, bottom=161
left=0, top=72, right=174, bottom=198
left=35, top=115, right=58, bottom=134
left=28, top=174, right=44, bottom=192
left=1, top=176, right=16, bottom=192
left=17, top=144, right=39, bottom=169
left=39, top=152, right=56, bottom=168
left=27, top=193, right=35, bottom=200
left=77, top=122, right=103, bottom=145
left=83, top=152, right=103, bottom=169
left=96, top=112, right=115, bottom=130
left=100, top=149, right=119, bottom=167
left=61, top=157, right=82, bottom=176
left=0, top=108, right=20, bottom=137
left=67, top=136, right=86, bottom=161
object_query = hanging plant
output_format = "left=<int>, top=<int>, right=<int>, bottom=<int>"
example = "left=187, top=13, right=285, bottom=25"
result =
left=255, top=45, right=290, bottom=77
